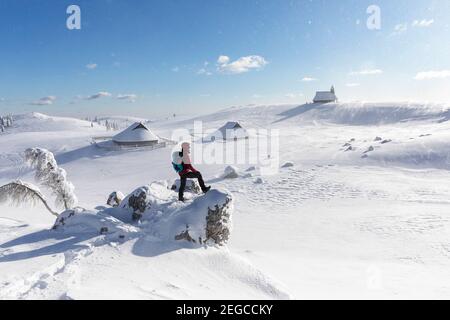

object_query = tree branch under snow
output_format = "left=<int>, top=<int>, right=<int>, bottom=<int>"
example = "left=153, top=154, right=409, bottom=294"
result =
left=0, top=181, right=59, bottom=217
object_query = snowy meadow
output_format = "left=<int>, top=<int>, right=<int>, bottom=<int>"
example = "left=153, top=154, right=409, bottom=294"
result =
left=1, top=102, right=450, bottom=299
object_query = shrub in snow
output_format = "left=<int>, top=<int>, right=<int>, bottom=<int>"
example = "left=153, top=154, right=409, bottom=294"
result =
left=0, top=180, right=59, bottom=216
left=107, top=191, right=124, bottom=207
left=381, top=139, right=392, bottom=144
left=281, top=162, right=294, bottom=168
left=222, top=166, right=239, bottom=179
left=242, top=173, right=253, bottom=178
left=171, top=179, right=202, bottom=194
left=24, top=148, right=77, bottom=210
left=374, top=136, right=382, bottom=141
left=246, top=166, right=256, bottom=172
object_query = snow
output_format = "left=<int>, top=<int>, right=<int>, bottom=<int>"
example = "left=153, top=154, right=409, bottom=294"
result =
left=1, top=101, right=450, bottom=299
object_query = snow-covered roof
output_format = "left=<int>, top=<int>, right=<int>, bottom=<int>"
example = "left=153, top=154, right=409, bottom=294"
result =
left=313, top=91, right=337, bottom=103
left=204, top=121, right=249, bottom=141
left=112, top=122, right=159, bottom=143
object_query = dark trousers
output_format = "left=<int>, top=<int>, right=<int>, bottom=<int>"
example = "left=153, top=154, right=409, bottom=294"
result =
left=179, top=171, right=207, bottom=199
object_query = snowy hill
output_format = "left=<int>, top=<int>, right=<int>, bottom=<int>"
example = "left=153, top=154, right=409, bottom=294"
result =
left=96, top=115, right=153, bottom=131
left=9, top=113, right=101, bottom=133
left=180, top=102, right=450, bottom=127
left=1, top=102, right=450, bottom=299
left=276, top=102, right=450, bottom=126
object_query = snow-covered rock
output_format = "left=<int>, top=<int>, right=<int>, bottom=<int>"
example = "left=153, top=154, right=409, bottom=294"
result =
left=166, top=189, right=233, bottom=246
left=54, top=183, right=234, bottom=247
left=119, top=181, right=173, bottom=221
left=171, top=179, right=202, bottom=194
left=122, top=186, right=149, bottom=220
left=364, top=146, right=375, bottom=154
left=254, top=177, right=264, bottom=184
left=107, top=182, right=234, bottom=246
left=222, top=166, right=239, bottom=179
left=281, top=161, right=294, bottom=168
left=52, top=207, right=138, bottom=239
left=107, top=191, right=124, bottom=208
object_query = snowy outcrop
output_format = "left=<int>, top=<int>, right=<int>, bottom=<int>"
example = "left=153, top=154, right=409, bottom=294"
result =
left=48, top=180, right=233, bottom=247
left=168, top=189, right=233, bottom=246
left=222, top=166, right=239, bottom=179
left=52, top=207, right=139, bottom=239
left=171, top=179, right=202, bottom=194
left=107, top=191, right=124, bottom=208
left=120, top=186, right=153, bottom=220
left=105, top=182, right=234, bottom=246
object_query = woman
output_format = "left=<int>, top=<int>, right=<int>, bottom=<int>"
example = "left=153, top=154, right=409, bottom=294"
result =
left=172, top=142, right=211, bottom=201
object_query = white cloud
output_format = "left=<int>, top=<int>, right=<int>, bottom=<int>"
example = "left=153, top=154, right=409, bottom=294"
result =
left=391, top=19, right=434, bottom=36
left=86, top=92, right=112, bottom=100
left=197, top=68, right=212, bottom=76
left=86, top=63, right=98, bottom=70
left=31, top=96, right=56, bottom=105
left=301, top=77, right=318, bottom=82
left=252, top=94, right=263, bottom=99
left=172, top=66, right=179, bottom=72
left=217, top=55, right=230, bottom=65
left=412, top=19, right=434, bottom=28
left=414, top=70, right=450, bottom=80
left=117, top=94, right=137, bottom=102
left=349, top=69, right=383, bottom=76
left=217, top=55, right=268, bottom=74
left=346, top=83, right=360, bottom=87
left=391, top=23, right=408, bottom=36
left=285, top=93, right=304, bottom=98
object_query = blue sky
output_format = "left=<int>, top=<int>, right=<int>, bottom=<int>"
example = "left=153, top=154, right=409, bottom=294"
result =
left=0, top=0, right=449, bottom=117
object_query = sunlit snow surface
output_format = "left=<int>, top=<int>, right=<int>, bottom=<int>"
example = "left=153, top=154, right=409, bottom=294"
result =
left=1, top=102, right=450, bottom=299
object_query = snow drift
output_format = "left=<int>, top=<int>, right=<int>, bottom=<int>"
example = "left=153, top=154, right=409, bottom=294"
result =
left=277, top=102, right=450, bottom=126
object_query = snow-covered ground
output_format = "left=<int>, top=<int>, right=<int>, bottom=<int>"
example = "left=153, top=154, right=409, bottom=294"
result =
left=1, top=102, right=450, bottom=299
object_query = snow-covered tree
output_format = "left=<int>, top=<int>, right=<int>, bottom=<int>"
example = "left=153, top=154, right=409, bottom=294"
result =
left=24, top=148, right=78, bottom=210
left=0, top=180, right=59, bottom=216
